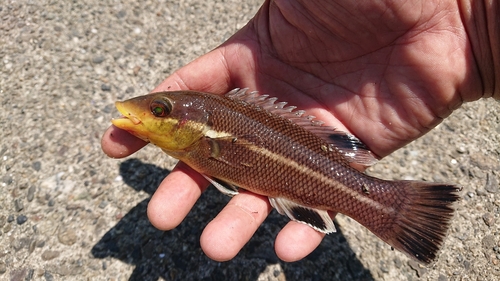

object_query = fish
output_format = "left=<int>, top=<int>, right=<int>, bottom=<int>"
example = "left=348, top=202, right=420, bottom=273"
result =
left=111, top=88, right=461, bottom=264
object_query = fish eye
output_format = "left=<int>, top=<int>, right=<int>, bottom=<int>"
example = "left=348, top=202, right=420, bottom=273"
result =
left=150, top=99, right=172, bottom=117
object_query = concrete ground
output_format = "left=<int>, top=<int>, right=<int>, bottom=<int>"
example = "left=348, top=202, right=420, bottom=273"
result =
left=1, top=0, right=499, bottom=280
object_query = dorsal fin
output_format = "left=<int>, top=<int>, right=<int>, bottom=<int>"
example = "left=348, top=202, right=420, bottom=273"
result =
left=225, top=88, right=378, bottom=166
left=309, top=129, right=379, bottom=166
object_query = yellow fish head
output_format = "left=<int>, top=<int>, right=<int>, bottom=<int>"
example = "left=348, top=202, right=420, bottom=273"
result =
left=112, top=92, right=209, bottom=152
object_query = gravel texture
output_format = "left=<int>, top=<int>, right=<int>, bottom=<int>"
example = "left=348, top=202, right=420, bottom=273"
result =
left=1, top=0, right=499, bottom=280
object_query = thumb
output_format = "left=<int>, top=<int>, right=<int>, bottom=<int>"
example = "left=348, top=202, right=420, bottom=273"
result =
left=152, top=32, right=258, bottom=94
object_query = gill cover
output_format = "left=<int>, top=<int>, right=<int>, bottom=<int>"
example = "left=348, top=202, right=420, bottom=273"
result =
left=112, top=92, right=210, bottom=152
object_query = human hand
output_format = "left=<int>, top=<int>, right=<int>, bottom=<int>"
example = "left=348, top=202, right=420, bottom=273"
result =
left=102, top=0, right=499, bottom=262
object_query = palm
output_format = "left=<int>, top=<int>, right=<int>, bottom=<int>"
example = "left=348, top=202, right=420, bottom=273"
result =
left=102, top=0, right=479, bottom=262
left=222, top=0, right=472, bottom=157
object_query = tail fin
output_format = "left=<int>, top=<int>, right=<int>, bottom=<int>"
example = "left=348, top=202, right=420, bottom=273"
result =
left=373, top=182, right=461, bottom=264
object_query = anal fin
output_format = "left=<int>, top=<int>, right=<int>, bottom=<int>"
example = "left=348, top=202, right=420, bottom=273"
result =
left=269, top=197, right=336, bottom=233
left=202, top=175, right=239, bottom=197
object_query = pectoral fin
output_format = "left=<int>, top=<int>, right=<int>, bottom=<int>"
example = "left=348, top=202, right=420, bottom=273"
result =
left=204, top=135, right=260, bottom=168
left=269, top=197, right=336, bottom=233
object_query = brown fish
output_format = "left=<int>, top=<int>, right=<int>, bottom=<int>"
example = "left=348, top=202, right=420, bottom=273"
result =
left=111, top=88, right=460, bottom=264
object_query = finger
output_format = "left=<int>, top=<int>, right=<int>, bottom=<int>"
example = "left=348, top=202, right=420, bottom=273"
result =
left=152, top=34, right=258, bottom=94
left=274, top=220, right=328, bottom=262
left=152, top=53, right=233, bottom=94
left=101, top=125, right=148, bottom=158
left=147, top=162, right=209, bottom=230
left=200, top=190, right=272, bottom=261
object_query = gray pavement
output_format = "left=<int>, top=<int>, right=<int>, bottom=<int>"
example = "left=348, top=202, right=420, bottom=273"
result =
left=1, top=0, right=499, bottom=280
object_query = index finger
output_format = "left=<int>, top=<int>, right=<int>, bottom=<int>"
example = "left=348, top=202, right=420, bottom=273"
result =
left=101, top=125, right=148, bottom=158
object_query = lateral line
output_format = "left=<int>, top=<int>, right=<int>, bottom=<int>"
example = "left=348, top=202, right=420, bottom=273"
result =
left=249, top=146, right=391, bottom=213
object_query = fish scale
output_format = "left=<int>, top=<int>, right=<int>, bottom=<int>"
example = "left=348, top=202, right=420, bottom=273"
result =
left=111, top=88, right=460, bottom=264
left=193, top=94, right=402, bottom=210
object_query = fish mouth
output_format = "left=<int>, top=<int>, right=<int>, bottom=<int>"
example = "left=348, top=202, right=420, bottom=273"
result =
left=111, top=116, right=140, bottom=127
left=111, top=101, right=142, bottom=129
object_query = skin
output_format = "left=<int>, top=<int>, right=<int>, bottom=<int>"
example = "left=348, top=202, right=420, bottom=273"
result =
left=101, top=0, right=499, bottom=262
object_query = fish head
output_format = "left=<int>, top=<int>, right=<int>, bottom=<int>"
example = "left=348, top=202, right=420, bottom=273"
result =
left=112, top=92, right=209, bottom=152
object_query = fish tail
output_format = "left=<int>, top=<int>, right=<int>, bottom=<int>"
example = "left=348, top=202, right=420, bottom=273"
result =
left=371, top=181, right=461, bottom=264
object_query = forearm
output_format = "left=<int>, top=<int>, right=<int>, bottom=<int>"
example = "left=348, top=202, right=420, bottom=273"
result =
left=458, top=0, right=500, bottom=99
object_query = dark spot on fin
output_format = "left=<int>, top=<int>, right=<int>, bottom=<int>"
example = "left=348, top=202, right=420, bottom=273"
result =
left=309, top=129, right=379, bottom=166
left=374, top=182, right=461, bottom=264
left=329, top=131, right=378, bottom=166
left=225, top=88, right=378, bottom=166
left=202, top=175, right=239, bottom=197
left=269, top=197, right=336, bottom=233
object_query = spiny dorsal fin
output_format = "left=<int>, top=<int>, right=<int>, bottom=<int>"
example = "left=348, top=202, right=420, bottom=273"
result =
left=226, top=88, right=378, bottom=166
left=226, top=88, right=302, bottom=116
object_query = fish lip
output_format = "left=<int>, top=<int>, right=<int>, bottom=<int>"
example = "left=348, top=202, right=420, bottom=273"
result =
left=112, top=115, right=142, bottom=125
left=112, top=101, right=142, bottom=127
